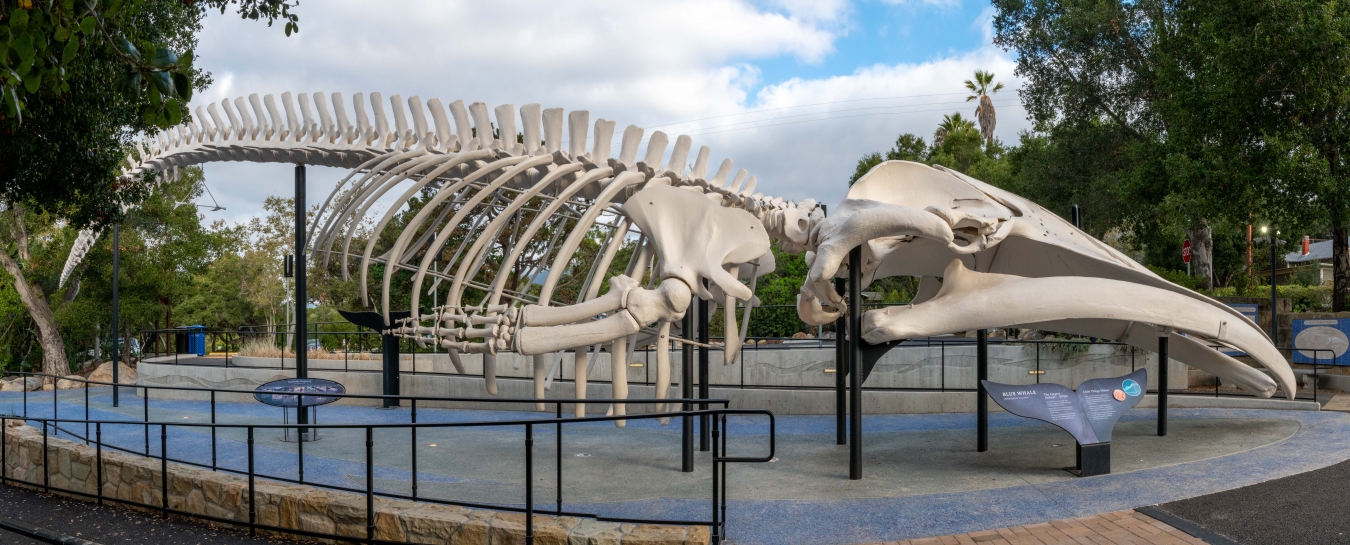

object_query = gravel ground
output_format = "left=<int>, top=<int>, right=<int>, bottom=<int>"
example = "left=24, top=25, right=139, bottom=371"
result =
left=1157, top=458, right=1350, bottom=545
left=0, top=484, right=296, bottom=545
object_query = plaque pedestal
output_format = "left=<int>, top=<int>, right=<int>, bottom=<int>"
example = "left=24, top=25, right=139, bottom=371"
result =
left=1068, top=442, right=1110, bottom=477
left=281, top=406, right=320, bottom=442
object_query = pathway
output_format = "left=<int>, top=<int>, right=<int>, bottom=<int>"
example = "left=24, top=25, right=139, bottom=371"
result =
left=859, top=510, right=1206, bottom=545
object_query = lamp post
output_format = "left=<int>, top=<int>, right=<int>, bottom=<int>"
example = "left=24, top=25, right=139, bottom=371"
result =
left=1261, top=226, right=1278, bottom=343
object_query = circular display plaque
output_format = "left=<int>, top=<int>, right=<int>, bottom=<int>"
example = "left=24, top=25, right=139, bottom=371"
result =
left=254, top=378, right=346, bottom=408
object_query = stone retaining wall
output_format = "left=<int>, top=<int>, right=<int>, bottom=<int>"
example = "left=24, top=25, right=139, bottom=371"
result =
left=0, top=420, right=707, bottom=544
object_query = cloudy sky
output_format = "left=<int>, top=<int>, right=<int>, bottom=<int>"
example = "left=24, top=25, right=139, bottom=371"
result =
left=191, top=0, right=1028, bottom=224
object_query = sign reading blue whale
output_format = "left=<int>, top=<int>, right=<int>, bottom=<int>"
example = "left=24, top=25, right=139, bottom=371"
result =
left=981, top=369, right=1147, bottom=445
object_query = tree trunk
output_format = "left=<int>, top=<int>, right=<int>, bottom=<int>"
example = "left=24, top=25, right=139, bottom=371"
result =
left=1187, top=219, right=1214, bottom=290
left=0, top=251, right=69, bottom=378
left=1334, top=222, right=1348, bottom=312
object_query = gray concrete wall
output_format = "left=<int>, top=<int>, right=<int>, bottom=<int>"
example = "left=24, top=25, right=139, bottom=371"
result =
left=219, top=344, right=1187, bottom=391
left=140, top=344, right=1200, bottom=413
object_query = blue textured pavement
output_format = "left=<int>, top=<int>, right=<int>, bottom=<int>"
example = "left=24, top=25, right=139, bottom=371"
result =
left=2, top=387, right=1345, bottom=544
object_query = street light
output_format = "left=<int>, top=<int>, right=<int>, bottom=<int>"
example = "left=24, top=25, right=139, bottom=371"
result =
left=1261, top=226, right=1278, bottom=344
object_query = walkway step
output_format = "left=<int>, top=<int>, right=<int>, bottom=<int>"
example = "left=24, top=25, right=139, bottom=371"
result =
left=859, top=510, right=1208, bottom=545
left=1326, top=393, right=1350, bottom=412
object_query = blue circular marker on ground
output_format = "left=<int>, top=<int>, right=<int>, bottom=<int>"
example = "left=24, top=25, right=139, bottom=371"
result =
left=1122, top=379, right=1142, bottom=397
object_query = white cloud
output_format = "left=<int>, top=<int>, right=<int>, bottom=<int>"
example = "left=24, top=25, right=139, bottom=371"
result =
left=974, top=5, right=998, bottom=43
left=878, top=0, right=963, bottom=8
left=190, top=0, right=1026, bottom=224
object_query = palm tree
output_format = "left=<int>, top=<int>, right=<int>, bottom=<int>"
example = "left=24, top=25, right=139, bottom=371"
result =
left=964, top=69, right=1004, bottom=146
left=934, top=113, right=977, bottom=147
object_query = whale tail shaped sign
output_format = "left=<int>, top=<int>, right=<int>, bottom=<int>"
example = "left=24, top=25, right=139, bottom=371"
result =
left=981, top=369, right=1148, bottom=445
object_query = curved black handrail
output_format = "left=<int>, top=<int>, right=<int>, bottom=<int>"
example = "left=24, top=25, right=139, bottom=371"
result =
left=0, top=372, right=774, bottom=545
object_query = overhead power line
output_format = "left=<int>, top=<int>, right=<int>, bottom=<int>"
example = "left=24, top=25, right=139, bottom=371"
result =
left=683, top=102, right=1026, bottom=139
left=677, top=98, right=1020, bottom=135
left=648, top=89, right=1022, bottom=129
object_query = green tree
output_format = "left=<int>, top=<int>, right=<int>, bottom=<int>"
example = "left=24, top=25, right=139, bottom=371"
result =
left=0, top=0, right=297, bottom=376
left=989, top=0, right=1339, bottom=293
left=933, top=112, right=976, bottom=148
left=848, top=133, right=930, bottom=186
left=964, top=69, right=1004, bottom=147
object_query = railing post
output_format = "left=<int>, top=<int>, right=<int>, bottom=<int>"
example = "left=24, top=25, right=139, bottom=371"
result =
left=411, top=399, right=419, bottom=500
left=1035, top=343, right=1041, bottom=384
left=161, top=424, right=169, bottom=517
left=699, top=298, right=710, bottom=452
left=366, top=426, right=375, bottom=543
left=1314, top=352, right=1320, bottom=400
left=95, top=423, right=103, bottom=505
left=720, top=413, right=728, bottom=540
left=977, top=329, right=988, bottom=453
left=555, top=403, right=562, bottom=514
left=84, top=381, right=89, bottom=444
left=711, top=411, right=720, bottom=544
left=144, top=387, right=150, bottom=456
left=682, top=300, right=695, bottom=473
left=210, top=390, right=218, bottom=470
left=1158, top=329, right=1169, bottom=437
left=248, top=427, right=256, bottom=538
left=42, top=420, right=49, bottom=490
left=526, top=422, right=535, bottom=545
left=298, top=403, right=306, bottom=482
left=941, top=342, right=946, bottom=392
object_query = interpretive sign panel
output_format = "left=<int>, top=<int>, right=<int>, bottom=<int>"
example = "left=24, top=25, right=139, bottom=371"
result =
left=981, top=369, right=1147, bottom=445
left=1292, top=318, right=1350, bottom=366
left=254, top=378, right=346, bottom=407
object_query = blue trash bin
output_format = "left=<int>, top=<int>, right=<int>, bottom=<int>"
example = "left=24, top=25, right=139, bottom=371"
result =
left=184, top=325, right=206, bottom=356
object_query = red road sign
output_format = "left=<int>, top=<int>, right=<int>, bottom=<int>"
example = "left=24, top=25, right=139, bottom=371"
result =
left=1182, top=239, right=1192, bottom=263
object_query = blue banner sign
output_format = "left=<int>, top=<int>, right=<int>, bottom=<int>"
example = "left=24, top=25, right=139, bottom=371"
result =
left=1292, top=318, right=1350, bottom=366
left=1222, top=304, right=1260, bottom=357
left=254, top=378, right=346, bottom=407
left=981, top=369, right=1147, bottom=445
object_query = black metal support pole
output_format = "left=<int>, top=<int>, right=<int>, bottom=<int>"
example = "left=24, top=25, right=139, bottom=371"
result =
left=834, top=277, right=847, bottom=446
left=1158, top=331, right=1169, bottom=437
left=365, top=427, right=374, bottom=542
left=247, top=427, right=256, bottom=538
left=412, top=401, right=419, bottom=500
left=554, top=403, right=561, bottom=513
left=848, top=246, right=863, bottom=480
left=381, top=334, right=400, bottom=408
left=112, top=224, right=120, bottom=408
left=977, top=329, right=988, bottom=452
left=525, top=423, right=534, bottom=545
left=295, top=165, right=308, bottom=428
left=681, top=301, right=695, bottom=472
left=698, top=297, right=710, bottom=452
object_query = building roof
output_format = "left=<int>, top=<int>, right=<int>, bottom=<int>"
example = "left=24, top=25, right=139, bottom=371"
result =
left=1287, top=238, right=1341, bottom=263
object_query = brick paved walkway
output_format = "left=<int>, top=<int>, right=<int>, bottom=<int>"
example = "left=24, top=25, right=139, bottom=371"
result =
left=1325, top=392, right=1350, bottom=412
left=863, top=510, right=1207, bottom=545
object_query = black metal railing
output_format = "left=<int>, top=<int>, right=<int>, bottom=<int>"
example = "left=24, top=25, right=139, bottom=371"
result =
left=135, top=330, right=1338, bottom=402
left=0, top=372, right=775, bottom=544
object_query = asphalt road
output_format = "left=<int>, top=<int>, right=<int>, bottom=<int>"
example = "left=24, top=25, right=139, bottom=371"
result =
left=1157, top=457, right=1350, bottom=545
left=0, top=484, right=293, bottom=545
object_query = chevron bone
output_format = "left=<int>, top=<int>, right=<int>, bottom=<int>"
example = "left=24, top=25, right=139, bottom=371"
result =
left=795, top=160, right=1296, bottom=400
